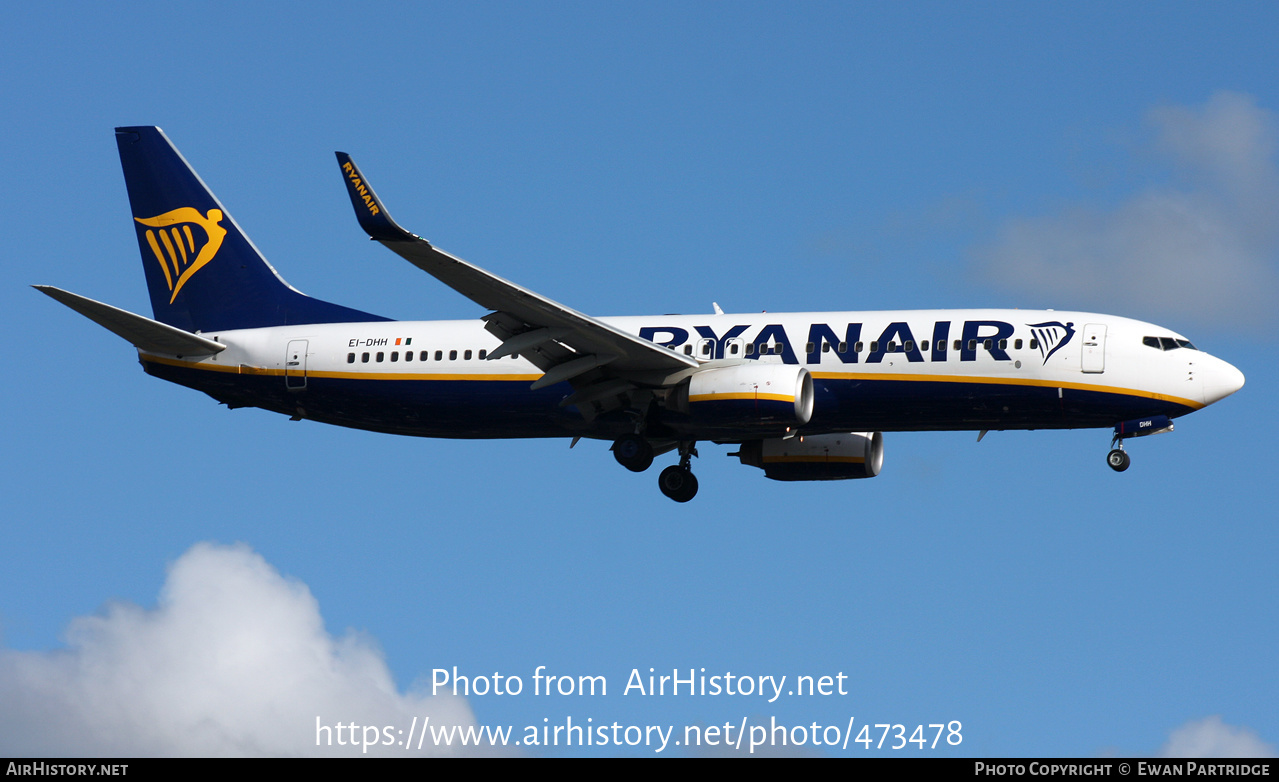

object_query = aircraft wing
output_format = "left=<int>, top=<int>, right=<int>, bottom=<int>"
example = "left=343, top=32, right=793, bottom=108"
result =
left=335, top=153, right=698, bottom=393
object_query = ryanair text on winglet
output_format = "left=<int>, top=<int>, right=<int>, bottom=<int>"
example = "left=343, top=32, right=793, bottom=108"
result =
left=342, top=161, right=381, bottom=217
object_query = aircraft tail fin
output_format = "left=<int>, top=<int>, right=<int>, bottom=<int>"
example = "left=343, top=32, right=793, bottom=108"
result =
left=115, top=126, right=388, bottom=332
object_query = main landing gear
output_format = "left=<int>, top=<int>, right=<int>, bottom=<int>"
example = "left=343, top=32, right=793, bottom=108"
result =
left=611, top=435, right=699, bottom=502
left=658, top=442, right=699, bottom=503
left=612, top=433, right=653, bottom=472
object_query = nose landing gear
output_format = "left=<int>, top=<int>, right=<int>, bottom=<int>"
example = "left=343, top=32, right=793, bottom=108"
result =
left=1106, top=414, right=1174, bottom=472
left=1106, top=444, right=1130, bottom=472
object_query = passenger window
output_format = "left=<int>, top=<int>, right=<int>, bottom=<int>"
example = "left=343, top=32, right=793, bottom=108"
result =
left=479, top=349, right=487, bottom=359
left=464, top=350, right=473, bottom=360
left=449, top=350, right=458, bottom=360
left=728, top=343, right=739, bottom=355
left=903, top=340, right=914, bottom=352
left=390, top=351, right=399, bottom=362
left=805, top=342, right=815, bottom=354
left=376, top=352, right=384, bottom=362
left=968, top=340, right=977, bottom=351
left=362, top=352, right=369, bottom=363
left=684, top=345, right=693, bottom=355
left=998, top=339, right=1007, bottom=350
left=745, top=343, right=754, bottom=356
left=822, top=342, right=831, bottom=353
left=936, top=340, right=946, bottom=352
left=855, top=342, right=864, bottom=353
left=954, top=340, right=962, bottom=351
left=837, top=341, right=847, bottom=353
left=1014, top=339, right=1022, bottom=350
left=404, top=351, right=413, bottom=362
left=1029, top=339, right=1039, bottom=350
left=347, top=353, right=355, bottom=364
left=869, top=341, right=879, bottom=353
left=434, top=350, right=443, bottom=361
left=887, top=341, right=897, bottom=353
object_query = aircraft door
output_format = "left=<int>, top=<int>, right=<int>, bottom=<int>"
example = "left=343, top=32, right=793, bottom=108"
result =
left=285, top=339, right=308, bottom=391
left=1080, top=324, right=1106, bottom=374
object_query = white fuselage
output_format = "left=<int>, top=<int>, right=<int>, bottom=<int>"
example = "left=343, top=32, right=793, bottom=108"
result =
left=138, top=308, right=1243, bottom=441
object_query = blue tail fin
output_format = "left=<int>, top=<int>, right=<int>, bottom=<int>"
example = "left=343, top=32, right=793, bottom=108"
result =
left=115, top=126, right=388, bottom=332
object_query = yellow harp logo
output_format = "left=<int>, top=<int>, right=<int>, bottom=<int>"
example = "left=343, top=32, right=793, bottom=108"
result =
left=135, top=208, right=227, bottom=303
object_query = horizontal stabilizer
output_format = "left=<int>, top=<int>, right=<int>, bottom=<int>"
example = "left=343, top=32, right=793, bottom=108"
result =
left=34, top=285, right=226, bottom=356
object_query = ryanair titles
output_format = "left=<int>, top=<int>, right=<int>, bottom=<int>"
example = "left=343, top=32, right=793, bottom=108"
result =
left=639, top=319, right=1075, bottom=365
left=341, top=161, right=381, bottom=218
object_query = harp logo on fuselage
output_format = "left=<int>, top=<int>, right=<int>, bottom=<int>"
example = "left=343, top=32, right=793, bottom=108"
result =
left=135, top=208, right=227, bottom=303
left=1027, top=321, right=1076, bottom=364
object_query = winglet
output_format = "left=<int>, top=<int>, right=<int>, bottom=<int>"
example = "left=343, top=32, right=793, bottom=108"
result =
left=334, top=152, right=418, bottom=243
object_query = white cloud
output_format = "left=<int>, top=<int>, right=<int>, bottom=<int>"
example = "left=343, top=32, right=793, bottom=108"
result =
left=1159, top=715, right=1277, bottom=759
left=0, top=542, right=482, bottom=757
left=975, top=91, right=1279, bottom=331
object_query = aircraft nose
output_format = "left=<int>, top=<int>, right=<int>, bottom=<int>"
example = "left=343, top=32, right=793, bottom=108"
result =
left=1202, top=357, right=1245, bottom=405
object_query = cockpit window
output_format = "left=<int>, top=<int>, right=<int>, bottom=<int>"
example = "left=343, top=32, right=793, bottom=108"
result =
left=1143, top=336, right=1200, bottom=351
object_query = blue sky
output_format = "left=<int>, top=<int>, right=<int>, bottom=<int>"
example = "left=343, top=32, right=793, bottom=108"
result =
left=2, top=2, right=1275, bottom=757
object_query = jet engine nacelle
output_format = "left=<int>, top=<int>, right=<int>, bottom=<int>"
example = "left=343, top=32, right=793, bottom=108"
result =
left=737, top=432, right=884, bottom=481
left=667, top=364, right=814, bottom=432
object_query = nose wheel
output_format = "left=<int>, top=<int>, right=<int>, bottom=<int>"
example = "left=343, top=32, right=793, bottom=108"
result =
left=1106, top=415, right=1174, bottom=473
left=658, top=441, right=699, bottom=502
left=1106, top=430, right=1131, bottom=472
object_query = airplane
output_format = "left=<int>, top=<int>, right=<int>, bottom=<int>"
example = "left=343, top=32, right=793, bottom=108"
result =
left=36, top=126, right=1246, bottom=502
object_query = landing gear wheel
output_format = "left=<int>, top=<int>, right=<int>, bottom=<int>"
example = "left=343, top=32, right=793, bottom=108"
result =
left=613, top=434, right=653, bottom=472
left=658, top=465, right=699, bottom=502
left=1107, top=448, right=1130, bottom=472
